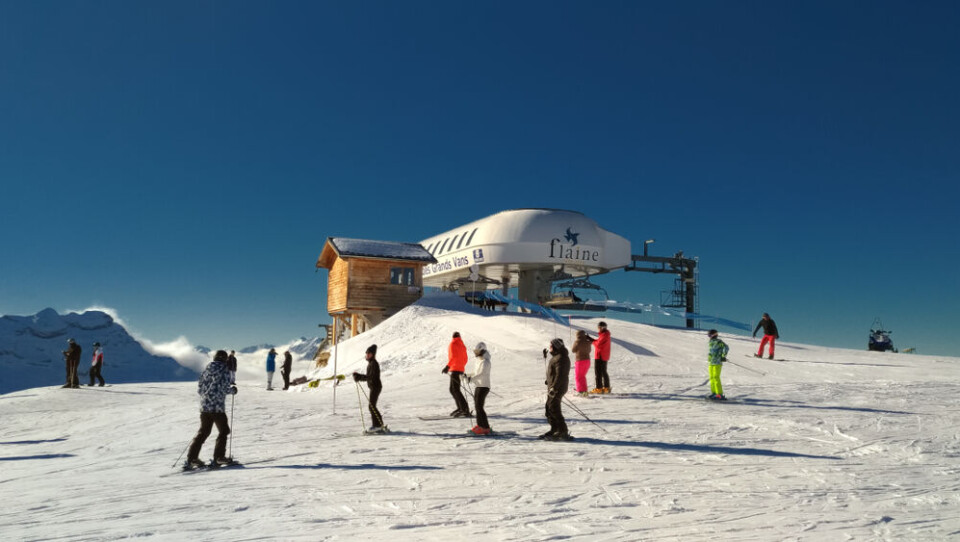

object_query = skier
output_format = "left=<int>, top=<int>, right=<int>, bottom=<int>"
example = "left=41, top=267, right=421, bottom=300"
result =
left=571, top=330, right=593, bottom=397
left=185, top=350, right=238, bottom=468
left=353, top=344, right=385, bottom=432
left=226, top=350, right=237, bottom=384
left=88, top=342, right=105, bottom=387
left=62, top=338, right=81, bottom=388
left=706, top=329, right=729, bottom=401
left=442, top=332, right=470, bottom=417
left=753, top=313, right=780, bottom=360
left=590, top=321, right=612, bottom=394
left=541, top=338, right=572, bottom=441
left=265, top=348, right=277, bottom=390
left=466, top=342, right=492, bottom=435
left=281, top=350, right=293, bottom=390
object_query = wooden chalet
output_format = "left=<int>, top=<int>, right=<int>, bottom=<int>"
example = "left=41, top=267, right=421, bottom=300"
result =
left=316, top=237, right=437, bottom=339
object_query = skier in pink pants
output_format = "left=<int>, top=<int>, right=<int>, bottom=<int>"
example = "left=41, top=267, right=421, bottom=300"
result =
left=571, top=330, right=593, bottom=397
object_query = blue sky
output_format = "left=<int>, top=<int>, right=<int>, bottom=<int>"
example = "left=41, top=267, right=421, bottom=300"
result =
left=1, top=1, right=957, bottom=355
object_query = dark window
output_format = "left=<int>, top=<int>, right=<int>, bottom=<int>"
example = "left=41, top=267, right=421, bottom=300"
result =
left=449, top=234, right=460, bottom=251
left=464, top=228, right=479, bottom=246
left=456, top=230, right=470, bottom=249
left=390, top=267, right=415, bottom=286
left=437, top=237, right=451, bottom=255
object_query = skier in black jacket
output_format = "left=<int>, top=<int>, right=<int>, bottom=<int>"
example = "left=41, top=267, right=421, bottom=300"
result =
left=62, top=338, right=81, bottom=388
left=281, top=351, right=293, bottom=390
left=353, top=344, right=385, bottom=432
left=541, top=338, right=572, bottom=441
left=753, top=313, right=780, bottom=359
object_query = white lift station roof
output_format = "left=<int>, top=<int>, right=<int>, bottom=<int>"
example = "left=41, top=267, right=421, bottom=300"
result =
left=419, top=209, right=631, bottom=292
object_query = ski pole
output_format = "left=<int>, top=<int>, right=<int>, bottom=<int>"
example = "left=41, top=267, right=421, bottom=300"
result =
left=726, top=360, right=766, bottom=376
left=229, top=393, right=235, bottom=459
left=562, top=396, right=609, bottom=433
left=466, top=378, right=502, bottom=399
left=172, top=439, right=191, bottom=468
left=355, top=380, right=386, bottom=429
left=354, top=380, right=366, bottom=431
left=459, top=378, right=475, bottom=426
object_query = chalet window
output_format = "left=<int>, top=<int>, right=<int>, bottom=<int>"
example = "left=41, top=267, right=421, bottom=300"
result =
left=390, top=267, right=415, bottom=286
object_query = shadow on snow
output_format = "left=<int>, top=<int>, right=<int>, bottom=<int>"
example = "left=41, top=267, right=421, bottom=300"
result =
left=0, top=453, right=76, bottom=461
left=251, top=463, right=443, bottom=471
left=572, top=438, right=840, bottom=460
left=0, top=438, right=68, bottom=445
left=611, top=393, right=916, bottom=415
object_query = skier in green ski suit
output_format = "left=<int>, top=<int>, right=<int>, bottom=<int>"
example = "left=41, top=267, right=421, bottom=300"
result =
left=707, top=329, right=729, bottom=401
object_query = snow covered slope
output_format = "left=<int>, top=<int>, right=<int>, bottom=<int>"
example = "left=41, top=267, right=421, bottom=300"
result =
left=2, top=293, right=959, bottom=540
left=0, top=308, right=195, bottom=394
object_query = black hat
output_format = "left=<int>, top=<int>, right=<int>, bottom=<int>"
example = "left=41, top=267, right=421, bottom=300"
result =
left=366, top=344, right=377, bottom=355
left=550, top=338, right=565, bottom=351
left=452, top=332, right=460, bottom=338
left=93, top=342, right=101, bottom=347
left=67, top=338, right=75, bottom=344
left=598, top=321, right=607, bottom=329
left=707, top=329, right=718, bottom=338
left=214, top=350, right=228, bottom=362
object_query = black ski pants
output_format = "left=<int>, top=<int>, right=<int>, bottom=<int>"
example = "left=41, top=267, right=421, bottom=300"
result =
left=368, top=385, right=384, bottom=428
left=281, top=366, right=291, bottom=390
left=89, top=364, right=105, bottom=386
left=474, top=387, right=490, bottom=429
left=545, top=390, right=567, bottom=436
left=187, top=411, right=231, bottom=462
left=594, top=358, right=610, bottom=390
left=65, top=359, right=80, bottom=387
left=449, top=372, right=469, bottom=413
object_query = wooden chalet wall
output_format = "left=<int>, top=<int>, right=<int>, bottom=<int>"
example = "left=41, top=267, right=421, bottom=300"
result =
left=327, top=256, right=424, bottom=317
left=326, top=257, right=350, bottom=313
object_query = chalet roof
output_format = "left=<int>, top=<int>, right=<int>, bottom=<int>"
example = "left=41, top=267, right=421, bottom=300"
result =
left=317, top=237, right=437, bottom=269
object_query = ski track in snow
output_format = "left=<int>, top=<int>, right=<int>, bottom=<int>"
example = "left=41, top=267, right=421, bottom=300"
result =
left=2, top=296, right=960, bottom=540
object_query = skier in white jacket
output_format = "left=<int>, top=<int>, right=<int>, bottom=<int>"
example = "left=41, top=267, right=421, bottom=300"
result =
left=466, top=342, right=492, bottom=435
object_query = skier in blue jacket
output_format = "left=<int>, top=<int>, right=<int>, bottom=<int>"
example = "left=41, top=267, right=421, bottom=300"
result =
left=266, top=348, right=277, bottom=390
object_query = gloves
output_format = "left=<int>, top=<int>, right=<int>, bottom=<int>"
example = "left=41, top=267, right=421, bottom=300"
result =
left=542, top=348, right=548, bottom=359
left=352, top=372, right=360, bottom=382
left=721, top=357, right=727, bottom=363
left=441, top=366, right=450, bottom=374
left=230, top=386, right=238, bottom=395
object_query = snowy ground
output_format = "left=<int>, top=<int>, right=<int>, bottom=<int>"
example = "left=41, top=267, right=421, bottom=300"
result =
left=2, top=294, right=959, bottom=541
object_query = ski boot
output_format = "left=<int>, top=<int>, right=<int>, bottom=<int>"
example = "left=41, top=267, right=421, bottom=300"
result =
left=184, top=458, right=206, bottom=470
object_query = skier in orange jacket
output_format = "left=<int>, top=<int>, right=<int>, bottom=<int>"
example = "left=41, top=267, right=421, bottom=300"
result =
left=442, top=332, right=471, bottom=416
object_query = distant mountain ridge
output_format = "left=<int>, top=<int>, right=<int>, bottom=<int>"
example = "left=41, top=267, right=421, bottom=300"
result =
left=0, top=308, right=196, bottom=394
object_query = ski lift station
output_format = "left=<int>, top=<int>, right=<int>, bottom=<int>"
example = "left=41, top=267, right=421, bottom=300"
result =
left=317, top=208, right=701, bottom=338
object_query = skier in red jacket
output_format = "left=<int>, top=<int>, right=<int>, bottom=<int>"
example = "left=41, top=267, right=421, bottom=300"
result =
left=591, top=322, right=612, bottom=394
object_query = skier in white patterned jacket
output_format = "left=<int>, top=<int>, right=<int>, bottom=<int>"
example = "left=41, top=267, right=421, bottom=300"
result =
left=185, top=350, right=237, bottom=468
